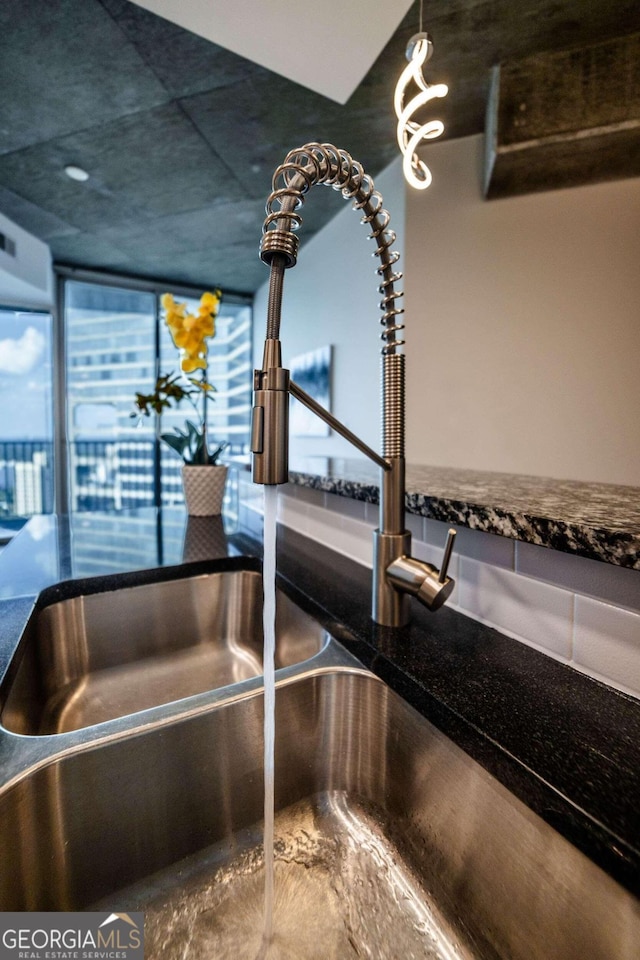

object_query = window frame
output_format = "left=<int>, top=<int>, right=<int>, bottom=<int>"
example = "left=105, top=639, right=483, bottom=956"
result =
left=55, top=266, right=252, bottom=515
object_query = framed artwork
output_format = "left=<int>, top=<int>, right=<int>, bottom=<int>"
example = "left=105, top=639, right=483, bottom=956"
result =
left=290, top=345, right=332, bottom=437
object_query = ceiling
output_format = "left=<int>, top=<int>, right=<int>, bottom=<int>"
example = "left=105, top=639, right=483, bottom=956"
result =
left=1, top=0, right=638, bottom=297
left=129, top=0, right=415, bottom=104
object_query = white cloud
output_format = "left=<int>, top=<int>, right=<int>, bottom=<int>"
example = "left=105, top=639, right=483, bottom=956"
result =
left=0, top=326, right=46, bottom=374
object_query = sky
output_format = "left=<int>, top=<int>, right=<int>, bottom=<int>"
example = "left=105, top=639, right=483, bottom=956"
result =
left=0, top=311, right=52, bottom=440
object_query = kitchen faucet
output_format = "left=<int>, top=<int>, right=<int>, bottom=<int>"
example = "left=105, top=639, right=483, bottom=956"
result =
left=251, top=143, right=456, bottom=627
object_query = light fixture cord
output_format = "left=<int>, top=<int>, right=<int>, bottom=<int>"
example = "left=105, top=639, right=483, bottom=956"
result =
left=419, top=0, right=424, bottom=33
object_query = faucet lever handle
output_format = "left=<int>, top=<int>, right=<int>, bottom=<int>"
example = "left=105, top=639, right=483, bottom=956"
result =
left=438, top=528, right=457, bottom=583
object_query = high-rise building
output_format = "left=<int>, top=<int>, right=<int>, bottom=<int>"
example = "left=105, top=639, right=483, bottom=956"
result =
left=0, top=280, right=252, bottom=520
left=65, top=280, right=252, bottom=512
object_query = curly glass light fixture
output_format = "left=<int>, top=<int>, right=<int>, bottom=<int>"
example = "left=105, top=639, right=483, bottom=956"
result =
left=394, top=2, right=448, bottom=190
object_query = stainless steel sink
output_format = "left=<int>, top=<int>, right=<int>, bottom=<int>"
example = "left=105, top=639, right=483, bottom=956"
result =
left=0, top=569, right=327, bottom=734
left=0, top=667, right=636, bottom=959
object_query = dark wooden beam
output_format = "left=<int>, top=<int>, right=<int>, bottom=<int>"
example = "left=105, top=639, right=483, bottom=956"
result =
left=484, top=32, right=640, bottom=199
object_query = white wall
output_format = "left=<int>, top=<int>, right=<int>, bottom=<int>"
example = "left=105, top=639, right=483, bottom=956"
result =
left=0, top=211, right=53, bottom=309
left=258, top=139, right=640, bottom=486
left=405, top=135, right=640, bottom=486
left=253, top=158, right=405, bottom=462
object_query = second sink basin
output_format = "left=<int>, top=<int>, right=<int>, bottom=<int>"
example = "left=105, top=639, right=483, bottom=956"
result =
left=0, top=667, right=636, bottom=959
left=1, top=566, right=327, bottom=735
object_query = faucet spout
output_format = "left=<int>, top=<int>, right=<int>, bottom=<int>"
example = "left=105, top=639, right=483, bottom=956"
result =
left=251, top=143, right=455, bottom=626
left=251, top=338, right=290, bottom=485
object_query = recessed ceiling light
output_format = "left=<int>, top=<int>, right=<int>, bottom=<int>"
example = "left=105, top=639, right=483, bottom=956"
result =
left=64, top=164, right=90, bottom=182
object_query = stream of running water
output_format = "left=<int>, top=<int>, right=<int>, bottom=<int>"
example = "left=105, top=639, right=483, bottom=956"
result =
left=259, top=484, right=278, bottom=956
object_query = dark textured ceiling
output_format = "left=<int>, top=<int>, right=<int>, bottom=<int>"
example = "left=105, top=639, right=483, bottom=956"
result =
left=1, top=0, right=639, bottom=296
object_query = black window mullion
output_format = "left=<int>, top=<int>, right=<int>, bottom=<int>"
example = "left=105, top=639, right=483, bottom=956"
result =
left=153, top=292, right=162, bottom=511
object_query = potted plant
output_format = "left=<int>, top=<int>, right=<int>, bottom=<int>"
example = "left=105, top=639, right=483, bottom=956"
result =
left=133, top=290, right=228, bottom=515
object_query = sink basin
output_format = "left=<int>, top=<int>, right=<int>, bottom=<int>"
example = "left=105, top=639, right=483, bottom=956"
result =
left=0, top=568, right=327, bottom=734
left=0, top=668, right=636, bottom=959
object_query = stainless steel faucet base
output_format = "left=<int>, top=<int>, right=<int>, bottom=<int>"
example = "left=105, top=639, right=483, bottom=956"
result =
left=252, top=345, right=290, bottom=486
left=373, top=530, right=412, bottom=626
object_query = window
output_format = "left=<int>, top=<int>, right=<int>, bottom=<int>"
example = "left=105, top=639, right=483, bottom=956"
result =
left=65, top=281, right=156, bottom=511
left=0, top=308, right=53, bottom=518
left=62, top=276, right=252, bottom=512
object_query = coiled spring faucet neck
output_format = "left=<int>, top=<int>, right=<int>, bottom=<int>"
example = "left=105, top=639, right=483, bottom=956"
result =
left=252, top=142, right=456, bottom=626
left=260, top=143, right=404, bottom=367
left=260, top=142, right=406, bottom=463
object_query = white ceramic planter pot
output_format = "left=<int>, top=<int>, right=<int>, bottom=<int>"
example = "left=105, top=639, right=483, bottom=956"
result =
left=181, top=464, right=228, bottom=516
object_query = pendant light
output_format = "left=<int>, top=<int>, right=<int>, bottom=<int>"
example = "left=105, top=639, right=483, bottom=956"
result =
left=394, top=1, right=448, bottom=189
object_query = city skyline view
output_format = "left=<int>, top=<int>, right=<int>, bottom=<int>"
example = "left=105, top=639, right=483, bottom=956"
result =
left=0, top=281, right=252, bottom=518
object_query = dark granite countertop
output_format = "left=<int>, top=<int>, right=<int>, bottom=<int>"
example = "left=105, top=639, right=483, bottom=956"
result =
left=269, top=523, right=640, bottom=897
left=288, top=458, right=640, bottom=569
left=0, top=506, right=638, bottom=898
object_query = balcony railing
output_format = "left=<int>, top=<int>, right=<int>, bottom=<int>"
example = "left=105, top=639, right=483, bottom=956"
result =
left=0, top=439, right=245, bottom=518
left=1, top=440, right=167, bottom=516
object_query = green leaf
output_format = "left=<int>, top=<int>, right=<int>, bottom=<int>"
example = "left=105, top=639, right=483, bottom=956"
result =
left=160, top=433, right=189, bottom=459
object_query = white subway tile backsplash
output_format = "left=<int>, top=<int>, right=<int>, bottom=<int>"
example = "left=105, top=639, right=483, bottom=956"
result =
left=365, top=501, right=380, bottom=525
left=241, top=484, right=640, bottom=698
left=325, top=490, right=367, bottom=520
left=516, top=541, right=640, bottom=614
left=305, top=502, right=372, bottom=567
left=405, top=513, right=425, bottom=540
left=424, top=518, right=451, bottom=548
left=277, top=493, right=308, bottom=528
left=454, top=526, right=515, bottom=569
left=458, top=557, right=574, bottom=658
left=293, top=484, right=326, bottom=507
left=574, top=597, right=640, bottom=696
left=423, top=520, right=515, bottom=569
